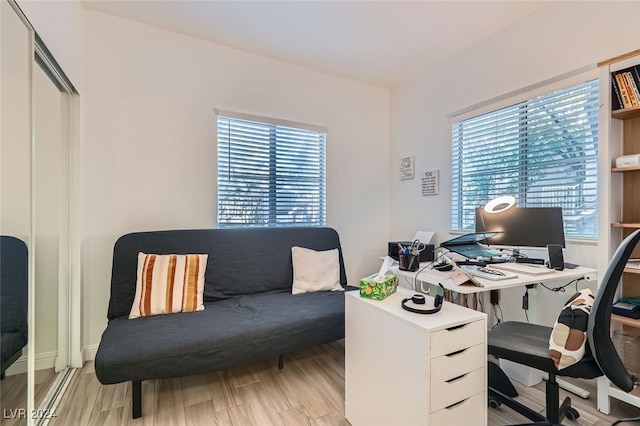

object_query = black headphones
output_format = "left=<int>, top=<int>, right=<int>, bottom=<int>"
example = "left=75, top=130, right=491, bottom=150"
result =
left=401, top=292, right=443, bottom=315
left=433, top=262, right=453, bottom=272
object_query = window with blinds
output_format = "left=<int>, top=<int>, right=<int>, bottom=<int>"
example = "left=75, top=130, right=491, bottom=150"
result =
left=217, top=112, right=327, bottom=227
left=451, top=78, right=599, bottom=239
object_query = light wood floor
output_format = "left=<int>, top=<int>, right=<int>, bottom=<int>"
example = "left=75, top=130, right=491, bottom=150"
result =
left=1, top=368, right=59, bottom=426
left=50, top=339, right=640, bottom=425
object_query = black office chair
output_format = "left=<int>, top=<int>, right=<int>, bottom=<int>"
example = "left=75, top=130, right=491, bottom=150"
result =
left=487, top=229, right=640, bottom=425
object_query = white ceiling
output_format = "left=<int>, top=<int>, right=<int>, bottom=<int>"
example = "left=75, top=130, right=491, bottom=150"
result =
left=82, top=1, right=549, bottom=88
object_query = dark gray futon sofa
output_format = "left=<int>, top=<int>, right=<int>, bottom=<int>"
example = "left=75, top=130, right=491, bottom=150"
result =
left=94, top=227, right=350, bottom=418
left=1, top=236, right=28, bottom=379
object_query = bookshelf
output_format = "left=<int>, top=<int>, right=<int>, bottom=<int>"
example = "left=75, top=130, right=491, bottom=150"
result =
left=598, top=49, right=640, bottom=414
left=612, top=106, right=640, bottom=120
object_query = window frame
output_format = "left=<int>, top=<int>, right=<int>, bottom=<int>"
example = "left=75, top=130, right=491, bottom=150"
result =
left=448, top=67, right=600, bottom=240
left=215, top=109, right=328, bottom=228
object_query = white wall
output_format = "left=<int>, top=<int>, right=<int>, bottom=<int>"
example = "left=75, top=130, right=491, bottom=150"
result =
left=81, top=11, right=390, bottom=353
left=390, top=1, right=640, bottom=324
left=18, top=0, right=84, bottom=93
left=1, top=0, right=31, bottom=240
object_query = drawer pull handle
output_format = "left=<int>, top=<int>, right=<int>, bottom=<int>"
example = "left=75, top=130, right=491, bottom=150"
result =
left=446, top=373, right=466, bottom=383
left=446, top=348, right=467, bottom=357
left=446, top=323, right=467, bottom=331
left=445, top=398, right=470, bottom=410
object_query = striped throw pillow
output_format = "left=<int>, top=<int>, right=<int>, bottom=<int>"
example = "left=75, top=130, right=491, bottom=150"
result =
left=129, top=253, right=207, bottom=319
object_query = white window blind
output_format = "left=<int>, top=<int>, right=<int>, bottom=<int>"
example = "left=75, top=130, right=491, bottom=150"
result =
left=451, top=78, right=599, bottom=239
left=217, top=112, right=327, bottom=227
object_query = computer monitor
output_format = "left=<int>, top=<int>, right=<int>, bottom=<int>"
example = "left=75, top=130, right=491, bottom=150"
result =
left=475, top=207, right=566, bottom=248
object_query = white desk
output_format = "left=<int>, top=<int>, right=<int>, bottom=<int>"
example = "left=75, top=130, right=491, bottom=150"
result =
left=345, top=288, right=487, bottom=426
left=393, top=263, right=597, bottom=295
left=393, top=263, right=598, bottom=399
left=391, top=263, right=597, bottom=327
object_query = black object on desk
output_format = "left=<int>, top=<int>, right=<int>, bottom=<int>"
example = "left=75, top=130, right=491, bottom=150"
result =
left=516, top=257, right=545, bottom=265
left=398, top=252, right=420, bottom=272
left=388, top=241, right=434, bottom=261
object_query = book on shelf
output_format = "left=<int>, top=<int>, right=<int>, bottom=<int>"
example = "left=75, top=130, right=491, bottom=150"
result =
left=612, top=300, right=640, bottom=319
left=612, top=78, right=624, bottom=110
left=634, top=65, right=640, bottom=97
left=615, top=72, right=633, bottom=108
left=611, top=66, right=640, bottom=110
left=627, top=71, right=640, bottom=104
left=622, top=72, right=639, bottom=106
left=626, top=258, right=640, bottom=269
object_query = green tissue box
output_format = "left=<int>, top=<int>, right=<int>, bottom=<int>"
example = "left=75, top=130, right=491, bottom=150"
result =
left=359, top=273, right=398, bottom=301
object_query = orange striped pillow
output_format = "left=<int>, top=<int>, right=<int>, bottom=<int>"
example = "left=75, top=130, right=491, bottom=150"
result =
left=129, top=253, right=207, bottom=319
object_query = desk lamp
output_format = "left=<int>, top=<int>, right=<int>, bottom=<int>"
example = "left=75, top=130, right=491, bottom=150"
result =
left=481, top=195, right=517, bottom=257
left=483, top=195, right=516, bottom=214
left=480, top=195, right=517, bottom=235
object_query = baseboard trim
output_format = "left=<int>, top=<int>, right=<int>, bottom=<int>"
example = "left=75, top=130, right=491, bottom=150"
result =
left=5, top=350, right=57, bottom=376
left=83, top=344, right=99, bottom=361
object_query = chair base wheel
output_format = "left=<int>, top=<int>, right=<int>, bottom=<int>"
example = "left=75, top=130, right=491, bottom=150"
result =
left=566, top=407, right=579, bottom=421
left=488, top=398, right=501, bottom=409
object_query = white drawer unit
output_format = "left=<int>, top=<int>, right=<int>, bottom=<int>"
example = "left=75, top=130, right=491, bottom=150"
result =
left=345, top=287, right=487, bottom=426
left=431, top=343, right=485, bottom=385
left=430, top=392, right=486, bottom=425
left=430, top=319, right=485, bottom=357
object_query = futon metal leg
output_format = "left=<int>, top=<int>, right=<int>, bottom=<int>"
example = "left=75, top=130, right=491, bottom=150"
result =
left=132, top=380, right=142, bottom=419
left=278, top=354, right=284, bottom=370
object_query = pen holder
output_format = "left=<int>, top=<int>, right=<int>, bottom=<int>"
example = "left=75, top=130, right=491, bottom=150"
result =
left=399, top=253, right=419, bottom=272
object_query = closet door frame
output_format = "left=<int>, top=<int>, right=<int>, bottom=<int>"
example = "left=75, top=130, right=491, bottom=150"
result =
left=5, top=1, right=80, bottom=424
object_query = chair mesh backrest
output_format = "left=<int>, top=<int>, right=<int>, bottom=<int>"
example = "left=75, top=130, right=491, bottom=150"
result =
left=588, top=229, right=640, bottom=392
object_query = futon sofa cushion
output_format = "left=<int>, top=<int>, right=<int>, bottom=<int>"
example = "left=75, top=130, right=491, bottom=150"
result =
left=96, top=289, right=345, bottom=384
left=1, top=333, right=27, bottom=370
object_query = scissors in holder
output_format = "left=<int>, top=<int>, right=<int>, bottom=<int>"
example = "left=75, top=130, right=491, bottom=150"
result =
left=410, top=239, right=426, bottom=256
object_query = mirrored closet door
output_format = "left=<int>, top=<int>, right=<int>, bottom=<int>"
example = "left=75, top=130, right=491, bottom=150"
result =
left=32, top=48, right=72, bottom=418
left=1, top=0, right=33, bottom=424
left=1, top=1, right=76, bottom=424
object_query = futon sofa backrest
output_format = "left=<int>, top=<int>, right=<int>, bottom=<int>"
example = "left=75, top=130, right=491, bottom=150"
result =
left=107, top=227, right=347, bottom=320
left=1, top=235, right=28, bottom=334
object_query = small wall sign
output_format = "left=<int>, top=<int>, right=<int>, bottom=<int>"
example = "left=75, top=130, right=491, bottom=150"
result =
left=422, top=170, right=439, bottom=195
left=399, top=156, right=415, bottom=180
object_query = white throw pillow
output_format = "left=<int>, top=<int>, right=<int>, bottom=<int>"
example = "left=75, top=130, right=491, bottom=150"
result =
left=291, top=246, right=344, bottom=295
